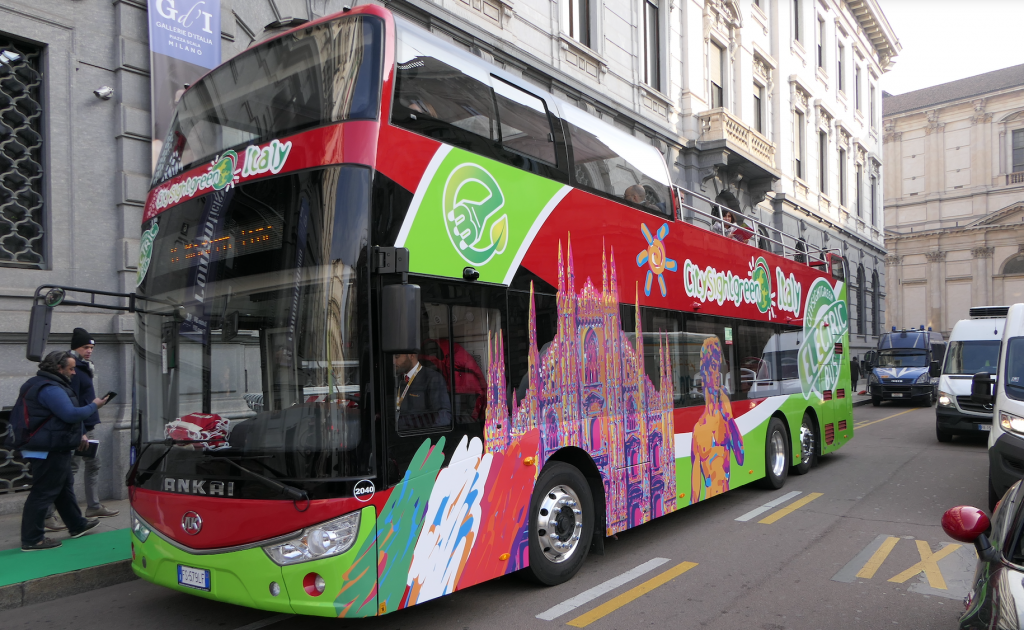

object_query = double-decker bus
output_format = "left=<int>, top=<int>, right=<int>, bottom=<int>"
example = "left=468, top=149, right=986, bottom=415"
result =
left=126, top=4, right=852, bottom=617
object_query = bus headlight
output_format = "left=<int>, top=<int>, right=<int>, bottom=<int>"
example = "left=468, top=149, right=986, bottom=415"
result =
left=916, top=373, right=931, bottom=384
left=937, top=390, right=953, bottom=407
left=131, top=510, right=152, bottom=543
left=1000, top=411, right=1024, bottom=436
left=263, top=511, right=360, bottom=566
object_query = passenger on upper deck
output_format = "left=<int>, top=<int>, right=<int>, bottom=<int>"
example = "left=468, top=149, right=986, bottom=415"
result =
left=721, top=210, right=753, bottom=245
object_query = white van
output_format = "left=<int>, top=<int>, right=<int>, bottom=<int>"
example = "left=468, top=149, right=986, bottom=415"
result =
left=973, top=304, right=1024, bottom=508
left=936, top=306, right=1006, bottom=442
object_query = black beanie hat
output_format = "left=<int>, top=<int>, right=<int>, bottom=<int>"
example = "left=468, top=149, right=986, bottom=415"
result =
left=70, top=327, right=94, bottom=350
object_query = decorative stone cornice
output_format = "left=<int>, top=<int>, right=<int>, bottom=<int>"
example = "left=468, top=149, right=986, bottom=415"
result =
left=884, top=254, right=903, bottom=266
left=925, top=250, right=947, bottom=262
left=926, top=109, right=945, bottom=135
left=972, top=246, right=995, bottom=259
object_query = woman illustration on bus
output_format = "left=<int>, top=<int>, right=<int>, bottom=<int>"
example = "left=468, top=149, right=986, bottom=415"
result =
left=691, top=337, right=745, bottom=504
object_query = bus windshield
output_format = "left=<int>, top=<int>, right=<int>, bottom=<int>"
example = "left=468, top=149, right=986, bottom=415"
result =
left=134, top=167, right=373, bottom=494
left=943, top=340, right=1000, bottom=375
left=152, top=15, right=383, bottom=186
left=877, top=350, right=928, bottom=368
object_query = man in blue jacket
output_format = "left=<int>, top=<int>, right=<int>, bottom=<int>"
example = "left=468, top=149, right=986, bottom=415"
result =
left=20, top=350, right=110, bottom=551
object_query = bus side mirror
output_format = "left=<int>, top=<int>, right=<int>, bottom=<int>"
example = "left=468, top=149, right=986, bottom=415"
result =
left=930, top=361, right=941, bottom=378
left=381, top=283, right=421, bottom=354
left=972, top=372, right=994, bottom=406
left=26, top=303, right=53, bottom=362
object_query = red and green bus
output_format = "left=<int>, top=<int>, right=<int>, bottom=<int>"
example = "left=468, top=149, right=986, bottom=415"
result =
left=126, top=4, right=852, bottom=617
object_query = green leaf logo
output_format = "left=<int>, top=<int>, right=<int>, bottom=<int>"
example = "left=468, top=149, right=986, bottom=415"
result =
left=797, top=278, right=849, bottom=399
left=443, top=163, right=508, bottom=266
left=210, top=150, right=237, bottom=191
left=137, top=222, right=159, bottom=287
left=752, top=257, right=772, bottom=313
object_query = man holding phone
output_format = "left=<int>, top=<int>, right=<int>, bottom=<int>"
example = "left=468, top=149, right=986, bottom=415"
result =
left=46, top=329, right=118, bottom=529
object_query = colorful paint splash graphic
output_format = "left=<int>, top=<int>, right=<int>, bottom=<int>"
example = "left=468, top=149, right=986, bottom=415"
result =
left=636, top=223, right=678, bottom=297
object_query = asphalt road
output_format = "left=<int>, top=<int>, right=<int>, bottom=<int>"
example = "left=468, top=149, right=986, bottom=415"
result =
left=4, top=403, right=990, bottom=630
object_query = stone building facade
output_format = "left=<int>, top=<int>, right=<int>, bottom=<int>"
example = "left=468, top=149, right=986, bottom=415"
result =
left=0, top=0, right=897, bottom=501
left=883, top=64, right=1024, bottom=335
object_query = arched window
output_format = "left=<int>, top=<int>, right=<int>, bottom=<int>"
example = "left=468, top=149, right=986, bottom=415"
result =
left=1003, top=255, right=1024, bottom=275
left=856, top=265, right=866, bottom=335
left=871, top=269, right=880, bottom=336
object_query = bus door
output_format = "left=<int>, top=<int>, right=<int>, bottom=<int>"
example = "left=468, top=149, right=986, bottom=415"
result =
left=379, top=276, right=507, bottom=489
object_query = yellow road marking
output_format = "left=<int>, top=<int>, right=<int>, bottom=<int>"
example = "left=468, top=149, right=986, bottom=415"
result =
left=854, top=408, right=917, bottom=429
left=566, top=561, right=697, bottom=627
left=855, top=536, right=900, bottom=579
left=759, top=492, right=823, bottom=524
left=888, top=540, right=961, bottom=589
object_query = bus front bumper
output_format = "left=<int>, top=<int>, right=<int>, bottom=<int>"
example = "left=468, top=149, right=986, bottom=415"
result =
left=130, top=506, right=377, bottom=618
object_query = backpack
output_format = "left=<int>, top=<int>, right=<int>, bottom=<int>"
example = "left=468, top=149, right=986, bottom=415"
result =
left=3, top=380, right=54, bottom=451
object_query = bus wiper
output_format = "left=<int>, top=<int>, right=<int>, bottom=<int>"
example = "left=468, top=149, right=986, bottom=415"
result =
left=208, top=452, right=308, bottom=504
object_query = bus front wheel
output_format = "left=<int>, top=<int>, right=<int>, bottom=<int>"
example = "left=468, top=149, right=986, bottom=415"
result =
left=528, top=462, right=594, bottom=586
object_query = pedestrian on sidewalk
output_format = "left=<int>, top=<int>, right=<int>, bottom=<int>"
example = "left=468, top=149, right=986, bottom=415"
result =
left=851, top=356, right=860, bottom=392
left=19, top=350, right=110, bottom=551
left=46, top=329, right=118, bottom=530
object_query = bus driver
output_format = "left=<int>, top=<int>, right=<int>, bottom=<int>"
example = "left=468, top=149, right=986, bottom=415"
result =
left=394, top=353, right=452, bottom=432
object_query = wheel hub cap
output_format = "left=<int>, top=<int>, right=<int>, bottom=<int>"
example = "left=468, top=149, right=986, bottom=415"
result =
left=536, top=485, right=583, bottom=563
left=770, top=430, right=787, bottom=477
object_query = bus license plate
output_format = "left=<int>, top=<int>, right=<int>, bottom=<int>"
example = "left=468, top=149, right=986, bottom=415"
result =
left=178, top=565, right=211, bottom=591
left=890, top=393, right=903, bottom=398
left=979, top=424, right=992, bottom=432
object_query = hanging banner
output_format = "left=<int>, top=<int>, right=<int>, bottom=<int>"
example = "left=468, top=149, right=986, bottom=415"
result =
left=148, top=0, right=221, bottom=173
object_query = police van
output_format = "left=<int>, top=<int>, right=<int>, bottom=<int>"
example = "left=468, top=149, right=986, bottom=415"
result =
left=936, top=306, right=1006, bottom=442
left=867, top=326, right=945, bottom=406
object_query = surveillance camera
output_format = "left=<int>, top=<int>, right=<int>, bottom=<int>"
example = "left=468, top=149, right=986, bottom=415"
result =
left=93, top=86, right=114, bottom=100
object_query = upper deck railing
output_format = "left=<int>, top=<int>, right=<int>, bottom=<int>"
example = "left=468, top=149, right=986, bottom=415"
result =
left=673, top=186, right=843, bottom=271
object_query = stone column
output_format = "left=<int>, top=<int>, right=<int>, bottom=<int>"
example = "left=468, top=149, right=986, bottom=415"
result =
left=971, top=100, right=993, bottom=189
left=885, top=254, right=903, bottom=329
left=926, top=250, right=947, bottom=330
left=925, top=110, right=945, bottom=197
left=972, top=246, right=995, bottom=307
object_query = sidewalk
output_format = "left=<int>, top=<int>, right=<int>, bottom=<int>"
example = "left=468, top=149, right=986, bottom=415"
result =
left=0, top=497, right=135, bottom=610
left=852, top=390, right=873, bottom=407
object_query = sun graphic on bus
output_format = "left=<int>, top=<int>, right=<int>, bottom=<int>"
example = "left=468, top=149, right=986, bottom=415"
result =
left=635, top=222, right=678, bottom=297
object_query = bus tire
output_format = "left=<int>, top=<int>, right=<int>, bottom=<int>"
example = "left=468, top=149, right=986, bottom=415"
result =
left=527, top=462, right=594, bottom=586
left=792, top=413, right=817, bottom=475
left=758, top=417, right=789, bottom=489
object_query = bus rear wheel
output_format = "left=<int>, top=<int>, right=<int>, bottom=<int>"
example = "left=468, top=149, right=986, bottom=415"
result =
left=758, top=417, right=789, bottom=489
left=527, top=462, right=594, bottom=586
left=792, top=413, right=817, bottom=475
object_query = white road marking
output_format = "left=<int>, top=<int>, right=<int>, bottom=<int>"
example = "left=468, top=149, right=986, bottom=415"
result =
left=734, top=491, right=803, bottom=522
left=232, top=614, right=293, bottom=630
left=535, top=557, right=671, bottom=621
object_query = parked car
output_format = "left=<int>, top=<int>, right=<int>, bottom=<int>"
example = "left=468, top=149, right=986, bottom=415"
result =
left=942, top=482, right=1024, bottom=629
left=936, top=307, right=1006, bottom=442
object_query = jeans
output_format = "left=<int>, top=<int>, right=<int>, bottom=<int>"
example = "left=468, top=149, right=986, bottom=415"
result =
left=22, top=450, right=88, bottom=545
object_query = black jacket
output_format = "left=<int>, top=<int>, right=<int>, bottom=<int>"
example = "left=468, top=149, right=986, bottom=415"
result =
left=396, top=364, right=452, bottom=432
left=70, top=359, right=101, bottom=431
left=21, top=371, right=91, bottom=452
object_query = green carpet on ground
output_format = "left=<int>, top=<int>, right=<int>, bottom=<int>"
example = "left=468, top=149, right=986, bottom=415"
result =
left=0, top=529, right=131, bottom=586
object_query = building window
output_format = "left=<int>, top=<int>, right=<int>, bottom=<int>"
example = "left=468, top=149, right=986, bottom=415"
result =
left=839, top=148, right=847, bottom=206
left=856, top=163, right=863, bottom=217
left=795, top=111, right=805, bottom=179
left=793, top=0, right=801, bottom=43
left=817, top=18, right=825, bottom=69
left=870, top=173, right=877, bottom=225
left=871, top=269, right=880, bottom=336
left=1013, top=129, right=1024, bottom=173
left=855, top=66, right=862, bottom=111
left=753, top=84, right=763, bottom=133
left=643, top=0, right=661, bottom=90
left=1004, top=256, right=1024, bottom=275
left=819, top=131, right=828, bottom=193
left=0, top=37, right=45, bottom=269
left=857, top=265, right=866, bottom=335
left=870, top=84, right=876, bottom=129
left=710, top=42, right=724, bottom=108
left=563, top=0, right=592, bottom=47
left=837, top=44, right=844, bottom=92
